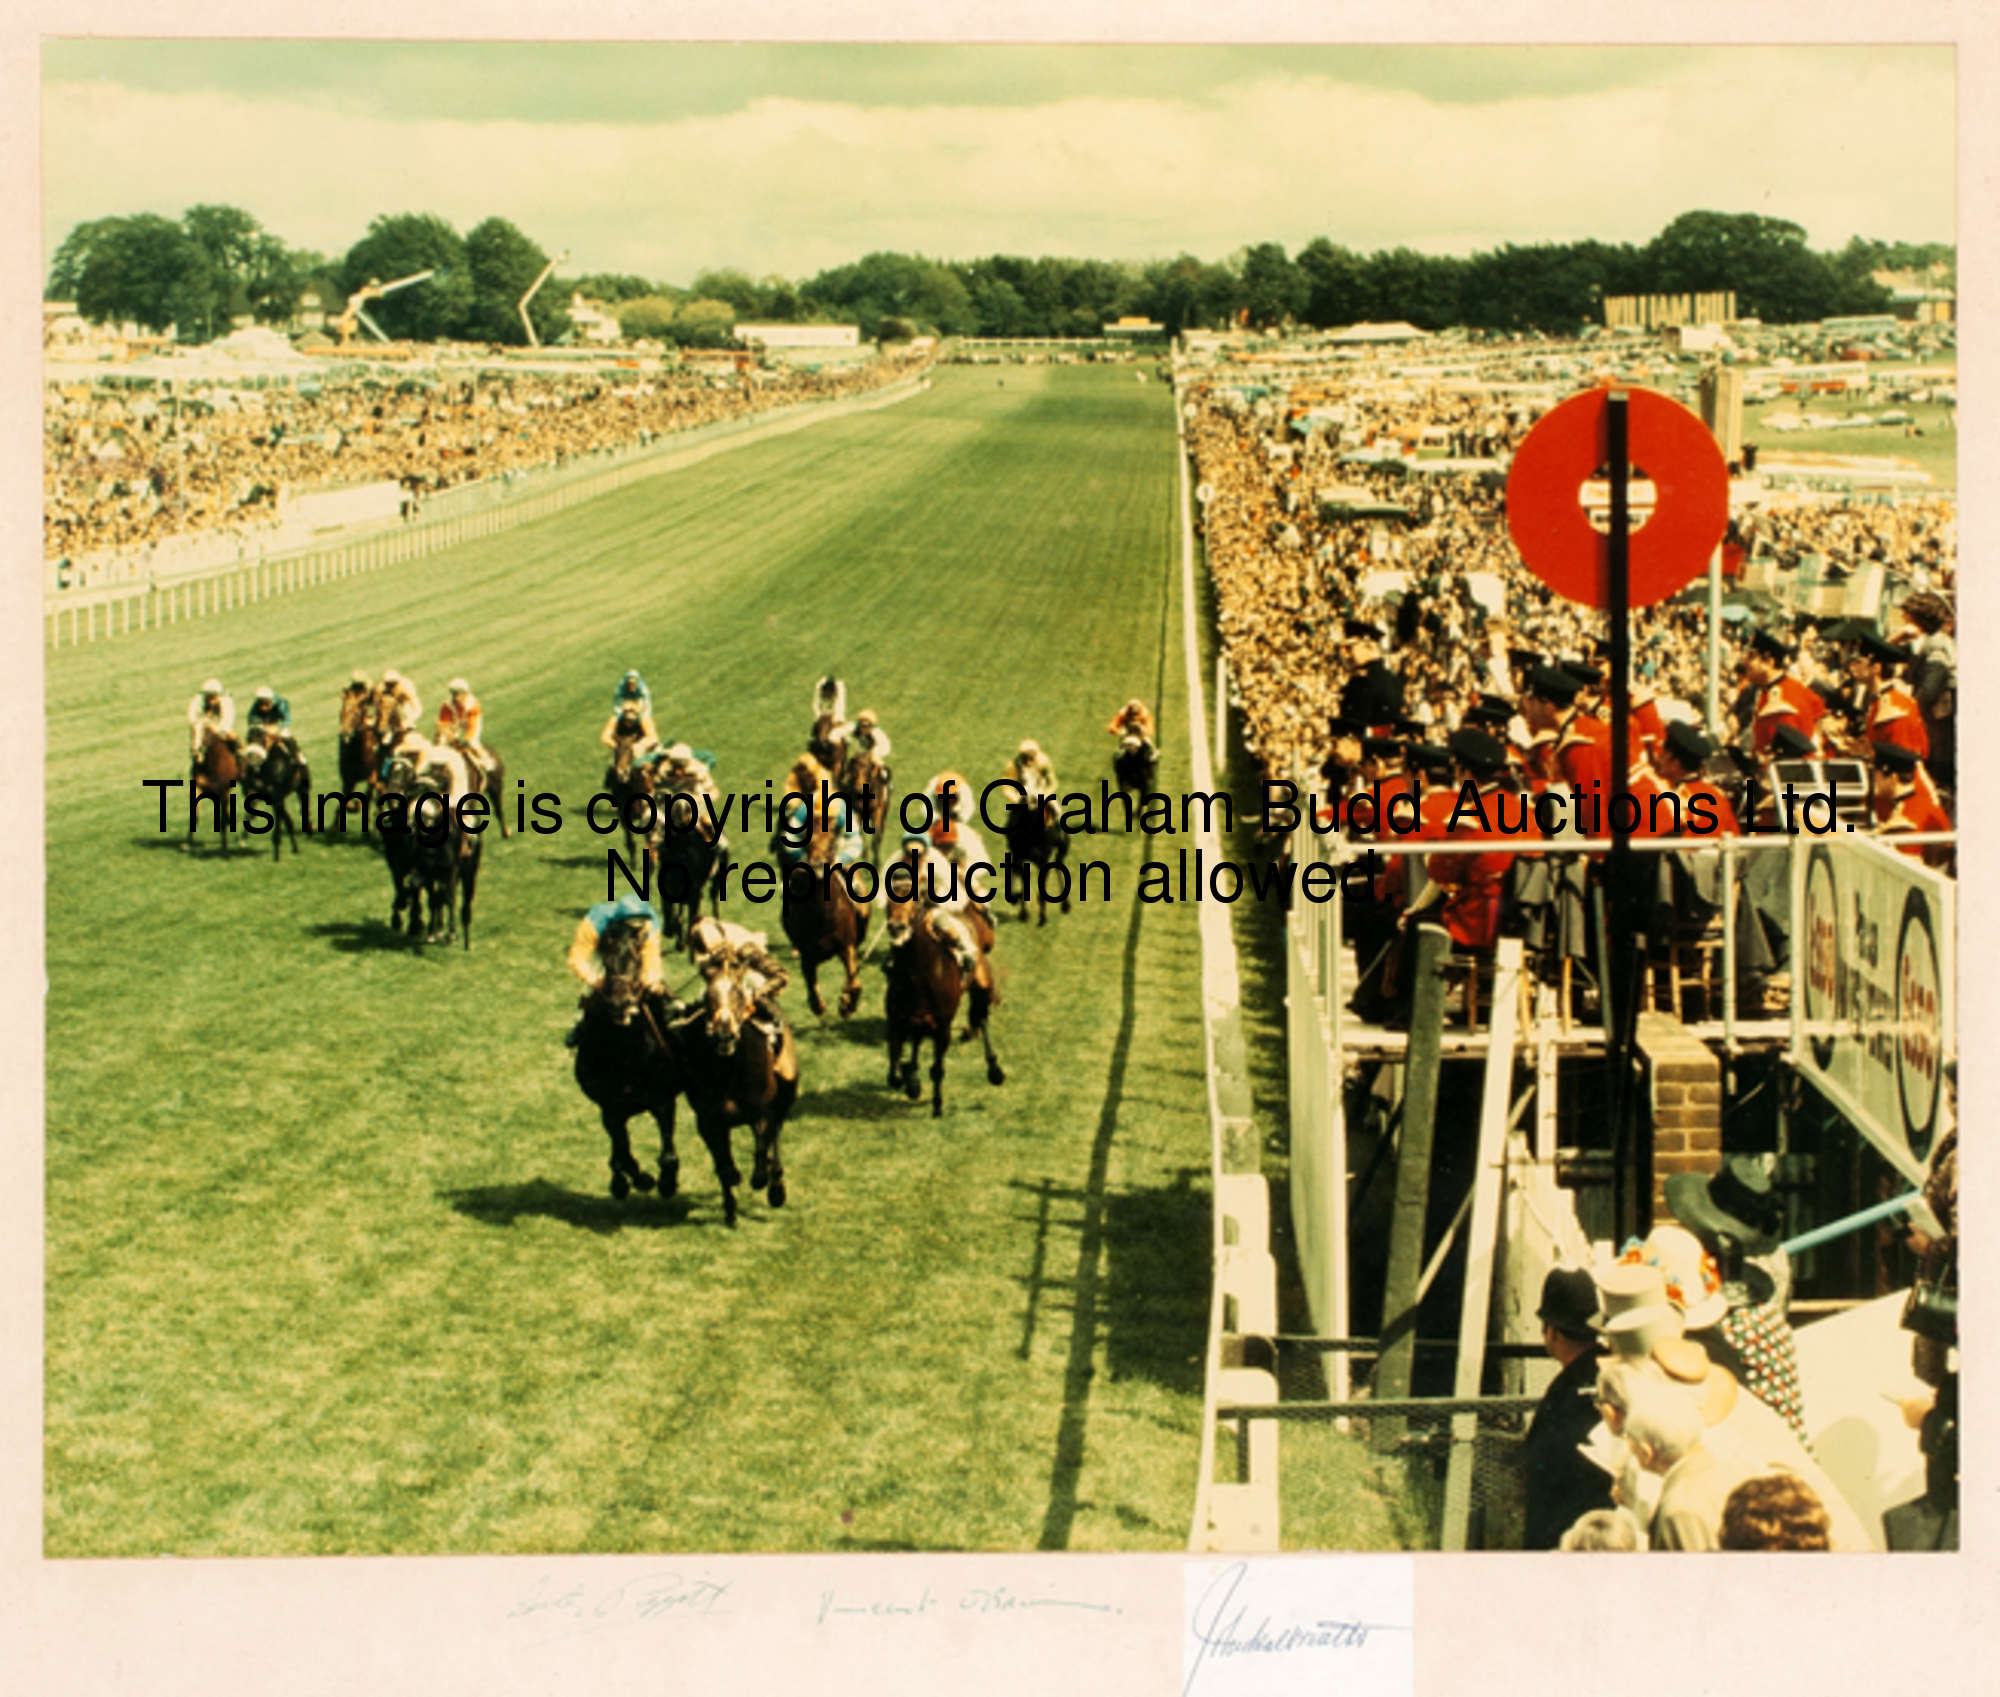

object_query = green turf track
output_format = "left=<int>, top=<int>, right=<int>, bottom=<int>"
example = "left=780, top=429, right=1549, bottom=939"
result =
left=43, top=364, right=1235, bottom=1555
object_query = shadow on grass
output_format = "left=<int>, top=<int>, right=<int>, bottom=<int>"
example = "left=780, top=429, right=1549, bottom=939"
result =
left=1036, top=872, right=1147, bottom=1550
left=440, top=1177, right=694, bottom=1234
left=305, top=919, right=423, bottom=954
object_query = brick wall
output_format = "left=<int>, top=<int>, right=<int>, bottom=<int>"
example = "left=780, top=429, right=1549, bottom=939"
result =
left=1635, top=1011, right=1723, bottom=1221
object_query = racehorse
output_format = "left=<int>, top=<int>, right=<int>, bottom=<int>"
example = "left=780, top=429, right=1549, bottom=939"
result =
left=882, top=878, right=1004, bottom=1118
left=241, top=737, right=311, bottom=858
left=649, top=804, right=728, bottom=950
left=375, top=748, right=428, bottom=939
left=573, top=923, right=686, bottom=1200
left=338, top=715, right=380, bottom=815
left=603, top=715, right=655, bottom=858
left=1001, top=798, right=1070, bottom=926
left=838, top=748, right=892, bottom=864
left=808, top=712, right=847, bottom=778
left=187, top=731, right=243, bottom=856
left=779, top=824, right=869, bottom=1017
left=406, top=756, right=481, bottom=948
left=669, top=966, right=798, bottom=1226
left=1113, top=732, right=1158, bottom=796
left=455, top=743, right=510, bottom=840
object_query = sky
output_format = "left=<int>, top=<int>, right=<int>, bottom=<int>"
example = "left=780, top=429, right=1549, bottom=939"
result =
left=42, top=41, right=1956, bottom=284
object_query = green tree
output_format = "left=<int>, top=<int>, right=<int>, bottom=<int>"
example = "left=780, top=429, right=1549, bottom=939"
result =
left=72, top=214, right=214, bottom=336
left=690, top=268, right=764, bottom=315
left=462, top=216, right=571, bottom=345
left=614, top=295, right=679, bottom=341
left=48, top=217, right=130, bottom=301
left=340, top=213, right=473, bottom=342
left=672, top=297, right=738, bottom=347
left=1296, top=238, right=1369, bottom=328
left=1643, top=211, right=1838, bottom=323
left=576, top=272, right=666, bottom=304
left=1240, top=242, right=1307, bottom=328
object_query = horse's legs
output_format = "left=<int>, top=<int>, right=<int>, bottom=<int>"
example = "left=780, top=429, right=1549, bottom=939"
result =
left=652, top=1096, right=680, bottom=1198
left=601, top=1104, right=655, bottom=1199
left=886, top=1026, right=903, bottom=1091
left=930, top=1030, right=948, bottom=1118
left=802, top=955, right=826, bottom=1019
left=459, top=850, right=478, bottom=951
left=837, top=941, right=862, bottom=1018
left=978, top=1015, right=1007, bottom=1087
left=764, top=1089, right=792, bottom=1208
left=696, top=1115, right=739, bottom=1227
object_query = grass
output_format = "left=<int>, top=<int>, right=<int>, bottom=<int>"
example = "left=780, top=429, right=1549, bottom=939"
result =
left=1746, top=394, right=1958, bottom=490
left=44, top=364, right=1230, bottom=1555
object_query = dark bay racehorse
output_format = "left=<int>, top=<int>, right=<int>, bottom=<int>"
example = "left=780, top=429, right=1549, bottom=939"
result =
left=1002, top=798, right=1070, bottom=926
left=1113, top=732, right=1158, bottom=796
left=455, top=743, right=510, bottom=840
left=375, top=750, right=427, bottom=938
left=603, top=713, right=654, bottom=858
left=883, top=875, right=1004, bottom=1118
left=187, top=731, right=242, bottom=856
left=650, top=804, right=728, bottom=950
left=407, top=768, right=481, bottom=948
left=779, top=825, right=868, bottom=1017
left=241, top=738, right=311, bottom=858
left=574, top=924, right=686, bottom=1199
left=670, top=969, right=798, bottom=1226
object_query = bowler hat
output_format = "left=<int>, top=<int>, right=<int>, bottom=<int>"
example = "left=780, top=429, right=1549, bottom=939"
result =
left=1537, top=1267, right=1600, bottom=1340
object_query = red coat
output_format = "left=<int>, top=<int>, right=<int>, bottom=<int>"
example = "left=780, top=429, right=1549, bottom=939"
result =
left=1418, top=782, right=1541, bottom=948
left=1554, top=712, right=1613, bottom=800
left=1875, top=778, right=1952, bottom=867
left=1864, top=684, right=1929, bottom=759
left=1751, top=676, right=1826, bottom=753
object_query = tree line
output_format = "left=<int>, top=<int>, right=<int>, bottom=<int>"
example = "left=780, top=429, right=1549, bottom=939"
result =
left=48, top=204, right=1954, bottom=346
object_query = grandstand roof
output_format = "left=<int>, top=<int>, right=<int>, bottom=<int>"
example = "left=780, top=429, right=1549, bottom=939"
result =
left=1326, top=321, right=1432, bottom=345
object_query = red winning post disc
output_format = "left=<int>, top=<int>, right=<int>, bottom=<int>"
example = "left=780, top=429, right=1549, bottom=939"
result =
left=1505, top=387, right=1729, bottom=610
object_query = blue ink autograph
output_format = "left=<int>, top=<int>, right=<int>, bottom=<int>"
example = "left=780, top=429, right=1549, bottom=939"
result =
left=1184, top=1563, right=1404, bottom=1696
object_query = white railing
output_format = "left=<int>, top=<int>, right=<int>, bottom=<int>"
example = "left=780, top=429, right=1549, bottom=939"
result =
left=44, top=374, right=931, bottom=650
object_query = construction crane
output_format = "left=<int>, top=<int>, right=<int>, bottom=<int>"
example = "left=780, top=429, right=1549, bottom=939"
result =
left=518, top=251, right=569, bottom=348
left=333, top=270, right=438, bottom=346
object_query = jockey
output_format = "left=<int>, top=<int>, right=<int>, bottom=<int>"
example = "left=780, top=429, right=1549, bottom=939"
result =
left=812, top=671, right=848, bottom=728
left=243, top=684, right=294, bottom=753
left=186, top=678, right=236, bottom=767
left=895, top=831, right=984, bottom=985
left=851, top=708, right=893, bottom=767
left=688, top=916, right=789, bottom=1034
left=775, top=753, right=831, bottom=864
left=611, top=669, right=657, bottom=731
left=436, top=677, right=483, bottom=752
left=1107, top=698, right=1156, bottom=745
left=375, top=669, right=423, bottom=750
left=653, top=743, right=722, bottom=842
left=1005, top=737, right=1059, bottom=803
left=338, top=670, right=375, bottom=739
left=565, top=893, right=669, bottom=1044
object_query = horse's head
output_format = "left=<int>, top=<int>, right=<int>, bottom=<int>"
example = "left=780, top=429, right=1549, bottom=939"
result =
left=701, top=965, right=752, bottom=1056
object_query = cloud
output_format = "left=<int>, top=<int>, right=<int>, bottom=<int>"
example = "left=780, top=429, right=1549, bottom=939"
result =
left=41, top=50, right=1954, bottom=284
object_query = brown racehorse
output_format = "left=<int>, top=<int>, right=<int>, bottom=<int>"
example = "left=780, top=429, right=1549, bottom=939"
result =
left=669, top=968, right=798, bottom=1227
left=338, top=698, right=381, bottom=813
left=188, top=731, right=243, bottom=855
left=808, top=712, right=847, bottom=778
left=882, top=869, right=1005, bottom=1118
left=603, top=719, right=654, bottom=858
left=779, top=825, right=869, bottom=1017
left=838, top=748, right=892, bottom=863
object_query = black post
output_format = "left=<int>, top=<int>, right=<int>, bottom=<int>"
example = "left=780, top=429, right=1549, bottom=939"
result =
left=1605, top=392, right=1640, bottom=1242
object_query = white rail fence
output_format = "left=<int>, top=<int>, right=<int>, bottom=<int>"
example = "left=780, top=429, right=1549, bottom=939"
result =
left=45, top=374, right=930, bottom=650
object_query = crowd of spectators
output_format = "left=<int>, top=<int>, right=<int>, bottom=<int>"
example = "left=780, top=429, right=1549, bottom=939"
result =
left=1184, top=356, right=1957, bottom=798
left=45, top=353, right=927, bottom=561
